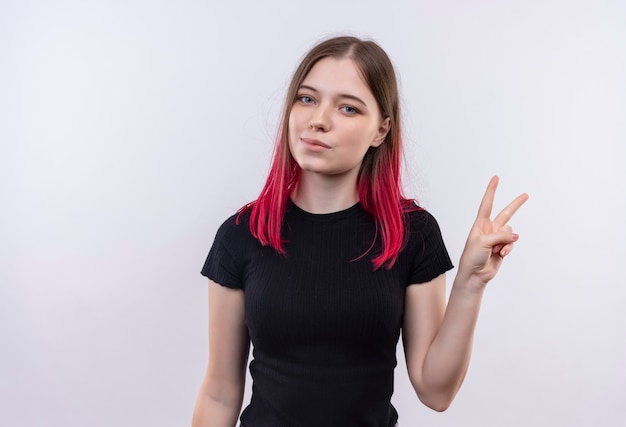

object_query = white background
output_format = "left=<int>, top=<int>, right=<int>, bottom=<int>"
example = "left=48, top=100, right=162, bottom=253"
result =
left=1, top=0, right=625, bottom=426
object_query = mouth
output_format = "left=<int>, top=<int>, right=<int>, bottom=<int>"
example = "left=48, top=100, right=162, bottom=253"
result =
left=301, top=137, right=331, bottom=149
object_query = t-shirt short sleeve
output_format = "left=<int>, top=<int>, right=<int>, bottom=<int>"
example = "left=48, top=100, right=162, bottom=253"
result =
left=407, top=209, right=454, bottom=285
left=201, top=215, right=245, bottom=289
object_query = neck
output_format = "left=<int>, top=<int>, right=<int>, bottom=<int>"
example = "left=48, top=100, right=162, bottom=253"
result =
left=291, top=170, right=359, bottom=214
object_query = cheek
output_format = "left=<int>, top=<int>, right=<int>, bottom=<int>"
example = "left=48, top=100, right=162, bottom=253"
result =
left=287, top=116, right=297, bottom=150
left=288, top=107, right=306, bottom=131
left=288, top=113, right=296, bottom=134
left=344, top=122, right=378, bottom=147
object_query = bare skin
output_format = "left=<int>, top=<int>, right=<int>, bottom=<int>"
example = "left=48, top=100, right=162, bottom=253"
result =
left=191, top=282, right=249, bottom=427
left=192, top=177, right=528, bottom=424
left=403, top=176, right=528, bottom=411
left=191, top=59, right=528, bottom=425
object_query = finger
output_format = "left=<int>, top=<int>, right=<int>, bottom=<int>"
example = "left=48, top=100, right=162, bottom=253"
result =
left=499, top=242, right=515, bottom=257
left=490, top=225, right=513, bottom=254
left=476, top=176, right=499, bottom=220
left=482, top=229, right=519, bottom=249
left=493, top=192, right=529, bottom=228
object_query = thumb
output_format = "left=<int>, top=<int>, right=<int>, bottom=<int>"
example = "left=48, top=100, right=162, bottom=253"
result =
left=481, top=228, right=518, bottom=249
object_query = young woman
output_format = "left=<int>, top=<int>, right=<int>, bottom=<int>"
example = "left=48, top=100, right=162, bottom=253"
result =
left=192, top=36, right=528, bottom=427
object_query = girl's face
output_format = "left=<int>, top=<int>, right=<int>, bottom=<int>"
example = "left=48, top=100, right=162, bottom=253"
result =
left=288, top=57, right=390, bottom=179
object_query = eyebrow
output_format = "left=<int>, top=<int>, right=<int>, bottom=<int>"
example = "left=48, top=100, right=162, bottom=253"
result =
left=298, top=85, right=368, bottom=107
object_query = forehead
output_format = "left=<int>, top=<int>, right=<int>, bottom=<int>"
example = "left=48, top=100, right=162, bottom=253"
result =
left=301, top=57, right=374, bottom=100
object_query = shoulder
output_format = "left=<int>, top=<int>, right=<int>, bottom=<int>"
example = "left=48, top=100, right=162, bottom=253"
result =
left=403, top=203, right=449, bottom=256
left=201, top=208, right=258, bottom=286
left=405, top=203, right=444, bottom=235
left=402, top=203, right=454, bottom=282
left=211, top=208, right=257, bottom=252
left=216, top=208, right=251, bottom=235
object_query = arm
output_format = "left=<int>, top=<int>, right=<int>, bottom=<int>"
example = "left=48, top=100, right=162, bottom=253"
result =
left=192, top=280, right=250, bottom=427
left=403, top=273, right=484, bottom=412
left=403, top=176, right=528, bottom=411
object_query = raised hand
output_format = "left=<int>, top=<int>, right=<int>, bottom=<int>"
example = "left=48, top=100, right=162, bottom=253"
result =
left=458, top=176, right=529, bottom=289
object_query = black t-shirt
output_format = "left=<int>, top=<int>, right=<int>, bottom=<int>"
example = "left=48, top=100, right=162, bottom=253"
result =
left=202, top=201, right=453, bottom=427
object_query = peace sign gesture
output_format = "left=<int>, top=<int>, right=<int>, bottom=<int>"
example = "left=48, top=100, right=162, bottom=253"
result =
left=458, top=176, right=529, bottom=290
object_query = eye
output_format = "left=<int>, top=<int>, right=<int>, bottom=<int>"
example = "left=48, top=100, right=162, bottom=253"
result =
left=341, top=105, right=358, bottom=114
left=298, top=95, right=314, bottom=104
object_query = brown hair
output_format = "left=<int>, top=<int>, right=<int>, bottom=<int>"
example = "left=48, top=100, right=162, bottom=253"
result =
left=280, top=36, right=401, bottom=177
left=242, top=36, right=414, bottom=269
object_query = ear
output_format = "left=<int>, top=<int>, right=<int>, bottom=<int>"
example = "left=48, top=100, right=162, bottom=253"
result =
left=371, top=117, right=391, bottom=147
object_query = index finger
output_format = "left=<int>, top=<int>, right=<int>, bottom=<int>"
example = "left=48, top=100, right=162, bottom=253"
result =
left=476, top=176, right=500, bottom=220
left=493, top=192, right=529, bottom=227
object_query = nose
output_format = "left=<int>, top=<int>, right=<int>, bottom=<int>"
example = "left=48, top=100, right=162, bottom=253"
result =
left=308, top=104, right=330, bottom=132
left=309, top=119, right=326, bottom=131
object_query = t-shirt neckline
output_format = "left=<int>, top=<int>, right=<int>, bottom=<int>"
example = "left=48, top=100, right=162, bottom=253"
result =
left=287, top=199, right=364, bottom=222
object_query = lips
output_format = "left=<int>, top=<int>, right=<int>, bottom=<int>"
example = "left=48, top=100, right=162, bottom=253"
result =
left=301, top=137, right=331, bottom=149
